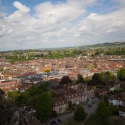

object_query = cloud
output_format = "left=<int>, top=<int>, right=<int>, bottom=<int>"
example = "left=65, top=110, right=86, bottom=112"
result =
left=113, top=0, right=125, bottom=5
left=34, top=1, right=86, bottom=24
left=0, top=0, right=125, bottom=51
left=0, top=0, right=2, bottom=4
left=13, top=1, right=30, bottom=13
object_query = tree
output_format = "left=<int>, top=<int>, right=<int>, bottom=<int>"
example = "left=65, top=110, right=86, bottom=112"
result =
left=96, top=101, right=111, bottom=124
left=35, top=92, right=52, bottom=121
left=37, top=82, right=50, bottom=93
left=59, top=76, right=72, bottom=85
left=68, top=101, right=74, bottom=109
left=8, top=91, right=19, bottom=99
left=92, top=73, right=102, bottom=83
left=76, top=74, right=84, bottom=83
left=101, top=71, right=117, bottom=85
left=0, top=68, right=3, bottom=72
left=74, top=105, right=86, bottom=121
left=117, top=68, right=125, bottom=81
left=102, top=95, right=109, bottom=105
left=44, top=70, right=50, bottom=73
left=28, top=85, right=38, bottom=95
left=108, top=105, right=118, bottom=115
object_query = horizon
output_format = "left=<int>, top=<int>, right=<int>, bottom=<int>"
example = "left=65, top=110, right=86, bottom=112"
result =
left=0, top=0, right=125, bottom=51
left=0, top=41, right=125, bottom=52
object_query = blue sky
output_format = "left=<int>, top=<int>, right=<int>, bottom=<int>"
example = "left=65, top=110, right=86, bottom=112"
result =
left=0, top=0, right=125, bottom=51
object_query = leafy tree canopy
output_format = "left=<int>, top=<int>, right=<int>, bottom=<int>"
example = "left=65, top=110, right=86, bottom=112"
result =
left=35, top=92, right=52, bottom=121
left=117, top=68, right=125, bottom=81
left=96, top=101, right=111, bottom=124
left=76, top=74, right=84, bottom=83
left=74, top=105, right=86, bottom=121
left=59, top=76, right=72, bottom=85
left=44, top=70, right=50, bottom=72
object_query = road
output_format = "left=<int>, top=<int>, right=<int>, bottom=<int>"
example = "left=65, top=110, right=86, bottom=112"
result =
left=43, top=98, right=98, bottom=125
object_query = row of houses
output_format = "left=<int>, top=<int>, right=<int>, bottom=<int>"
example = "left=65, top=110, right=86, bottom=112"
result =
left=50, top=83, right=94, bottom=113
left=108, top=93, right=125, bottom=118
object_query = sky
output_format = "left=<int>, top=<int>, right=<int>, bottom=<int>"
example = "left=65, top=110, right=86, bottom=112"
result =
left=0, top=0, right=125, bottom=51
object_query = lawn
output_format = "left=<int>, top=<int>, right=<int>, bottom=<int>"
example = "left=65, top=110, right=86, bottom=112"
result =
left=84, top=115, right=102, bottom=125
left=61, top=120, right=81, bottom=125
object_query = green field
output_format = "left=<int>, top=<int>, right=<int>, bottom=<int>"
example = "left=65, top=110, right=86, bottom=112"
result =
left=79, top=42, right=125, bottom=49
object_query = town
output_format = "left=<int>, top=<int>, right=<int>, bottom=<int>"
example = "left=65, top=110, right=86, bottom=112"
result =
left=0, top=47, right=125, bottom=125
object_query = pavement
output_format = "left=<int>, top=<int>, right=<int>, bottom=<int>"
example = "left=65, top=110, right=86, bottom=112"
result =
left=43, top=97, right=99, bottom=125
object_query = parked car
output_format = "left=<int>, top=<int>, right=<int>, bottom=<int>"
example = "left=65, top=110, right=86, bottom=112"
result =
left=51, top=122, right=54, bottom=125
left=52, top=120, right=57, bottom=124
left=58, top=119, right=62, bottom=123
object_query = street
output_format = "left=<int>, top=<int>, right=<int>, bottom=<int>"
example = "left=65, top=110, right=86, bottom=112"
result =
left=43, top=98, right=98, bottom=125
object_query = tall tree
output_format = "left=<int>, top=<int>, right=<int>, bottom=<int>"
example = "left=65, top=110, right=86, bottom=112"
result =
left=74, top=105, right=86, bottom=121
left=96, top=101, right=111, bottom=124
left=59, top=76, right=72, bottom=85
left=76, top=74, right=84, bottom=83
left=35, top=92, right=52, bottom=122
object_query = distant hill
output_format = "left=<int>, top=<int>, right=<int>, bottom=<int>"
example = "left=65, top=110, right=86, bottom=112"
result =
left=38, top=42, right=125, bottom=50
left=78, top=42, right=125, bottom=49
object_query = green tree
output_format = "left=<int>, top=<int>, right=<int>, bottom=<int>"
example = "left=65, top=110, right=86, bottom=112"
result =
left=117, top=68, right=125, bottom=81
left=0, top=68, right=3, bottom=72
left=28, top=85, right=38, bottom=96
left=96, top=101, right=111, bottom=124
left=68, top=101, right=74, bottom=109
left=37, top=82, right=50, bottom=93
left=102, top=95, right=109, bottom=105
left=35, top=92, right=52, bottom=121
left=76, top=74, right=84, bottom=83
left=8, top=91, right=19, bottom=99
left=92, top=73, right=102, bottom=82
left=44, top=70, right=50, bottom=72
left=74, top=105, right=86, bottom=121
left=108, top=105, right=118, bottom=115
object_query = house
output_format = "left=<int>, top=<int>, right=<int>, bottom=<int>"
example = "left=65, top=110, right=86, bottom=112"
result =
left=86, top=86, right=95, bottom=99
left=119, top=106, right=125, bottom=118
left=106, top=80, right=120, bottom=92
left=0, top=80, right=18, bottom=93
left=67, top=92, right=87, bottom=104
left=108, top=93, right=125, bottom=106
left=52, top=97, right=68, bottom=113
left=120, top=82, right=125, bottom=91
left=95, top=87, right=108, bottom=95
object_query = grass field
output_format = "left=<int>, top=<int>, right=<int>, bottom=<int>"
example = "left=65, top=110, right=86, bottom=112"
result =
left=61, top=115, right=125, bottom=125
left=84, top=115, right=101, bottom=125
left=61, top=115, right=101, bottom=125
